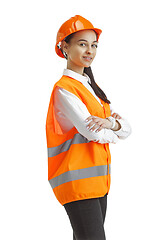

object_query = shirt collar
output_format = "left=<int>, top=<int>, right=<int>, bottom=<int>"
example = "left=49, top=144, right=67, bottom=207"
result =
left=63, top=69, right=91, bottom=84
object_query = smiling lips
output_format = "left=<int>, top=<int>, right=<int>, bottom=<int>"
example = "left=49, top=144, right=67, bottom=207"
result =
left=83, top=56, right=92, bottom=61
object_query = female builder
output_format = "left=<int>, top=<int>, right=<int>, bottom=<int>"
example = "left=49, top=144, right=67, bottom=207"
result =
left=46, top=15, right=132, bottom=240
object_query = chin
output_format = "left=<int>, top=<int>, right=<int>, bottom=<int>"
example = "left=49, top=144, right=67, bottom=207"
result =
left=84, top=64, right=91, bottom=68
left=81, top=62, right=91, bottom=68
left=82, top=60, right=93, bottom=68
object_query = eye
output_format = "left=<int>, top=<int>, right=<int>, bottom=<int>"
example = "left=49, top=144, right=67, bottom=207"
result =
left=80, top=43, right=86, bottom=47
left=92, top=44, right=98, bottom=48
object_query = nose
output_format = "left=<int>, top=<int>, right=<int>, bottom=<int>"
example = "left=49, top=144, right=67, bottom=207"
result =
left=86, top=45, right=92, bottom=55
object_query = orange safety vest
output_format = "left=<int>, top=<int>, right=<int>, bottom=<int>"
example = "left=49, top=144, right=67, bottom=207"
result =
left=46, top=75, right=112, bottom=206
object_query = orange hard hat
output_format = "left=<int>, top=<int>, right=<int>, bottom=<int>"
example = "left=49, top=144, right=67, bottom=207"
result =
left=55, top=15, right=102, bottom=58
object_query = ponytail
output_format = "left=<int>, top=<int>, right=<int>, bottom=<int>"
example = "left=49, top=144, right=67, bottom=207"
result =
left=84, top=67, right=111, bottom=104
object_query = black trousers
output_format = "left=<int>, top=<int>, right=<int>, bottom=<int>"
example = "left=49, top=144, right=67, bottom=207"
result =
left=63, top=193, right=107, bottom=240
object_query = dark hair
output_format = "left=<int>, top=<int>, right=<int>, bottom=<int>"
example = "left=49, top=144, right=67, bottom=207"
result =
left=62, top=32, right=111, bottom=104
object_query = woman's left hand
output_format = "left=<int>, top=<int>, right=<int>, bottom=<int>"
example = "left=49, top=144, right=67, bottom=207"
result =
left=85, top=116, right=112, bottom=132
left=111, top=113, right=122, bottom=119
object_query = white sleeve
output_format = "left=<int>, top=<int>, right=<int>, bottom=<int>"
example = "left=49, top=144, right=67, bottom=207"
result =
left=54, top=87, right=119, bottom=144
left=109, top=104, right=132, bottom=139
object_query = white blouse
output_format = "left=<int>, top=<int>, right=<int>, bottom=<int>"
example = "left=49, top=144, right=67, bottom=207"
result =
left=53, top=69, right=132, bottom=144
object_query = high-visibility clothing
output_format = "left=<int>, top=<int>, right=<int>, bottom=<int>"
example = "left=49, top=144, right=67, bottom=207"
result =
left=55, top=15, right=102, bottom=58
left=46, top=75, right=112, bottom=206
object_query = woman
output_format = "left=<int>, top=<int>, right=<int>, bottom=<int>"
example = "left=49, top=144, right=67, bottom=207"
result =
left=46, top=15, right=132, bottom=240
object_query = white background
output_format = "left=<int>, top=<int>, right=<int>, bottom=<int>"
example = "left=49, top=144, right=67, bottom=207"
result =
left=0, top=0, right=160, bottom=239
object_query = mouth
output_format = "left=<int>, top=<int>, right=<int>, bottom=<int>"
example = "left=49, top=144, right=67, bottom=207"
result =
left=82, top=56, right=92, bottom=62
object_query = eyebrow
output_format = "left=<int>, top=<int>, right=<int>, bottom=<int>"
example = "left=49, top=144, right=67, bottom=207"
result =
left=77, top=39, right=98, bottom=43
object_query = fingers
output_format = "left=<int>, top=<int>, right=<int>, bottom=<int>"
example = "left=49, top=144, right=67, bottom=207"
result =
left=86, top=120, right=102, bottom=132
left=85, top=115, right=96, bottom=122
left=95, top=126, right=103, bottom=133
left=87, top=122, right=100, bottom=132
left=111, top=113, right=122, bottom=119
left=86, top=118, right=104, bottom=132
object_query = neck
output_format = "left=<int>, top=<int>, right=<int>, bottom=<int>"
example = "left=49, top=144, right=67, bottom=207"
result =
left=67, top=60, right=84, bottom=75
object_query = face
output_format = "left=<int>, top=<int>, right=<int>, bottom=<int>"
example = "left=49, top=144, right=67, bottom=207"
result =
left=62, top=30, right=98, bottom=69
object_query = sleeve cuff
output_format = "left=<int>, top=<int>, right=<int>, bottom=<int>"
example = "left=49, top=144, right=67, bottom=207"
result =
left=113, top=118, right=132, bottom=139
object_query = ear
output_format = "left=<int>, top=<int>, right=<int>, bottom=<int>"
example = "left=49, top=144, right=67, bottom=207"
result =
left=61, top=40, right=69, bottom=53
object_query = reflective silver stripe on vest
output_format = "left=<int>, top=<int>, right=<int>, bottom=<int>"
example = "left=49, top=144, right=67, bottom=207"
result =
left=49, top=164, right=111, bottom=189
left=48, top=133, right=90, bottom=158
left=109, top=164, right=111, bottom=174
